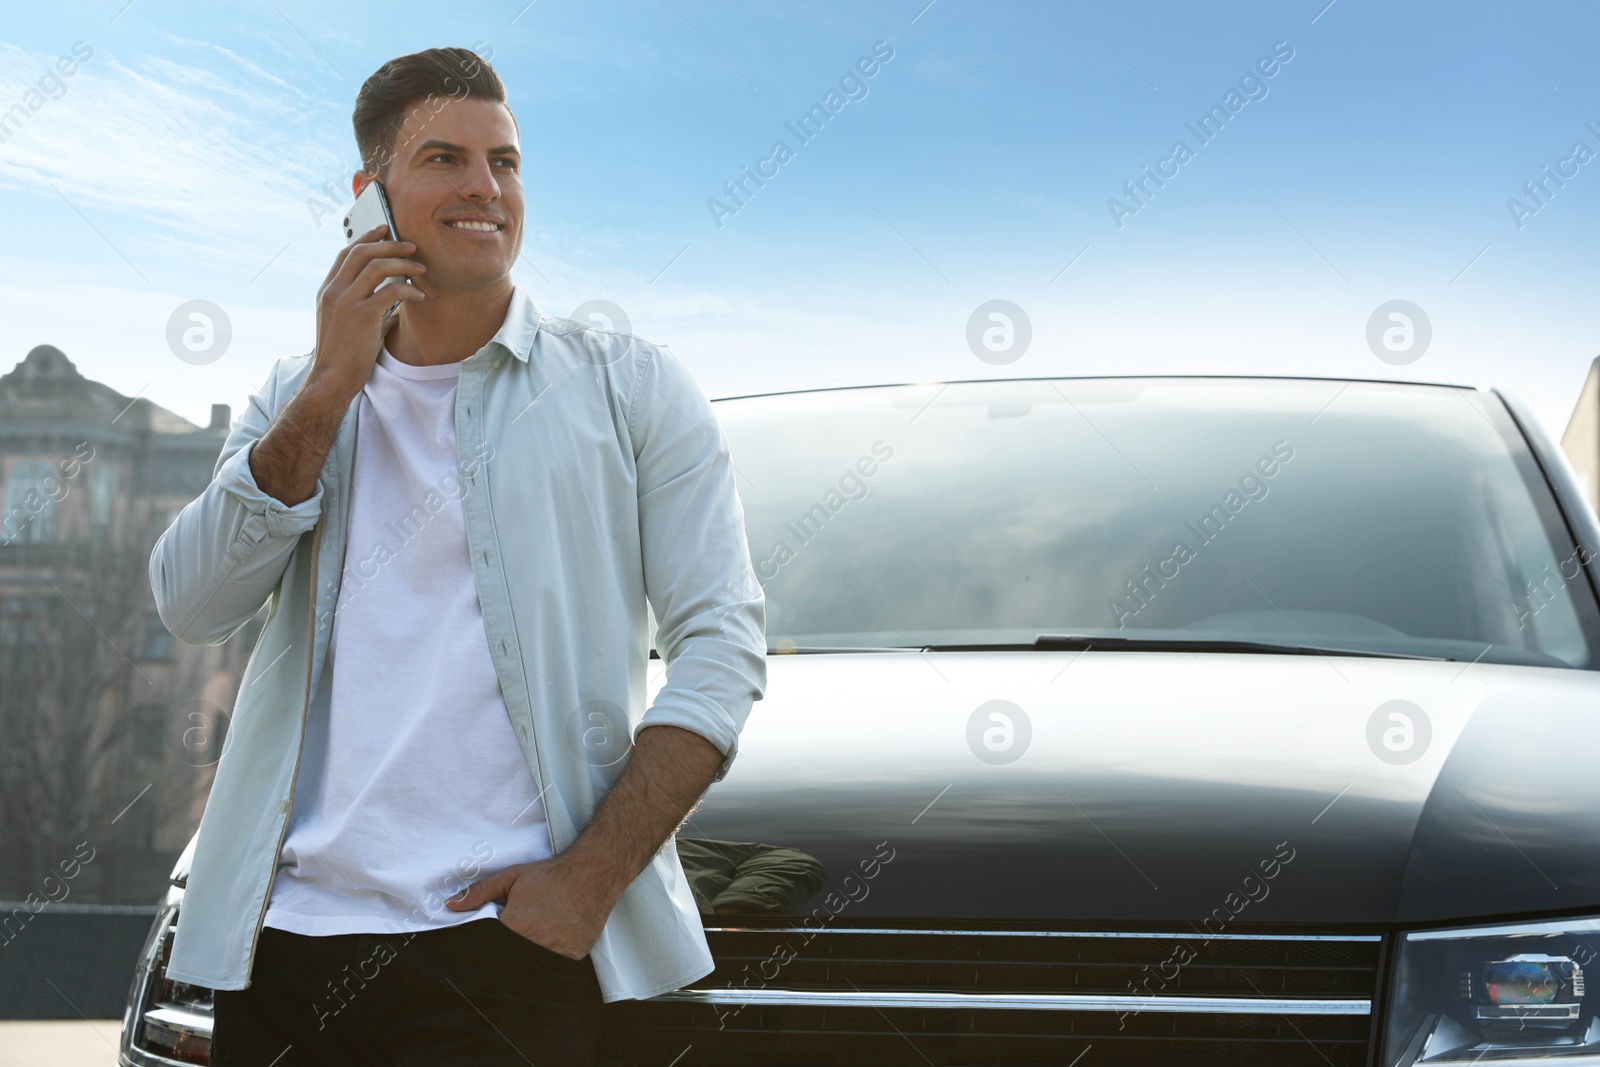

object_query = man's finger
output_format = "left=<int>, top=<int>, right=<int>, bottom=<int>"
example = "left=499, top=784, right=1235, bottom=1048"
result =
left=321, top=225, right=389, bottom=287
left=445, top=868, right=514, bottom=908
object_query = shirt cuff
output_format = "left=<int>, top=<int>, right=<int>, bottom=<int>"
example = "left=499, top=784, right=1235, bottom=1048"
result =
left=634, top=691, right=743, bottom=783
left=216, top=439, right=324, bottom=538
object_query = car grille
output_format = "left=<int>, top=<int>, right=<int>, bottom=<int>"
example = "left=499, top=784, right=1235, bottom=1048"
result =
left=603, top=924, right=1383, bottom=1066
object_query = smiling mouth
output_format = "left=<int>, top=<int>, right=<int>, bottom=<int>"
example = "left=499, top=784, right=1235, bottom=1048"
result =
left=444, top=220, right=503, bottom=233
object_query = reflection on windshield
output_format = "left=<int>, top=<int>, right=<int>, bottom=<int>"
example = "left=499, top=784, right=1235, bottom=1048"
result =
left=716, top=378, right=1600, bottom=670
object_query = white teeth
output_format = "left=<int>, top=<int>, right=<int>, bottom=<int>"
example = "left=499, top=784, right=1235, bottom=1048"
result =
left=447, top=220, right=499, bottom=231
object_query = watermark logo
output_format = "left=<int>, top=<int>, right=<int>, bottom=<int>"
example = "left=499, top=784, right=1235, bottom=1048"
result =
left=1366, top=698, right=1431, bottom=765
left=966, top=300, right=1031, bottom=365
left=1365, top=300, right=1431, bottom=365
left=167, top=300, right=232, bottom=365
left=966, top=699, right=1031, bottom=765
left=173, top=698, right=231, bottom=767
left=566, top=698, right=632, bottom=769
left=568, top=300, right=633, bottom=366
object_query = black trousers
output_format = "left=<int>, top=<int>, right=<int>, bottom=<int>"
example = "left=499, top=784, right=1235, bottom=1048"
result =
left=212, top=917, right=603, bottom=1066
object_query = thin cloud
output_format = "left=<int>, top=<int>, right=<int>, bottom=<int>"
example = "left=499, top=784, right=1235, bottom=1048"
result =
left=148, top=30, right=321, bottom=102
left=0, top=43, right=353, bottom=255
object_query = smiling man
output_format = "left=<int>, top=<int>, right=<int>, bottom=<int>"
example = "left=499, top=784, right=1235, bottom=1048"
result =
left=148, top=47, right=767, bottom=1065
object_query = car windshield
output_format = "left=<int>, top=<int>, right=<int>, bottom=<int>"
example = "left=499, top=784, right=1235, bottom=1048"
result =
left=712, top=377, right=1600, bottom=669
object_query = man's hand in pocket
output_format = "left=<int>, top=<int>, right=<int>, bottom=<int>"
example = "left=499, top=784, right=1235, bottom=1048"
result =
left=444, top=854, right=623, bottom=959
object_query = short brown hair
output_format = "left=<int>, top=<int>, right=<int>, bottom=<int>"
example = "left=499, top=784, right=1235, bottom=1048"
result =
left=352, top=47, right=514, bottom=178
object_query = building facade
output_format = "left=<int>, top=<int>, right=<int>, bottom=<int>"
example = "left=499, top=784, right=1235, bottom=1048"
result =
left=0, top=344, right=261, bottom=904
left=1561, top=356, right=1599, bottom=518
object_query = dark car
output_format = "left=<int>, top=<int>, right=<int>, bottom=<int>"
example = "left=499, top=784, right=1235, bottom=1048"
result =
left=124, top=375, right=1600, bottom=1066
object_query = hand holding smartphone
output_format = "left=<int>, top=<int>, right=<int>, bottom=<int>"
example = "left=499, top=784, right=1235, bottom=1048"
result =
left=343, top=181, right=413, bottom=296
left=309, top=182, right=425, bottom=398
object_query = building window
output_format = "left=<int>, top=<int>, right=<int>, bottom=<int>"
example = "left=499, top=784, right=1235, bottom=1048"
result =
left=89, top=465, right=117, bottom=528
left=2, top=460, right=59, bottom=543
left=139, top=614, right=174, bottom=662
left=133, top=705, right=165, bottom=761
left=0, top=604, right=38, bottom=675
left=0, top=602, right=42, bottom=720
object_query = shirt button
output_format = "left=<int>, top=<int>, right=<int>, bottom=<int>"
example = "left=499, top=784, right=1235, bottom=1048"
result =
left=278, top=800, right=288, bottom=813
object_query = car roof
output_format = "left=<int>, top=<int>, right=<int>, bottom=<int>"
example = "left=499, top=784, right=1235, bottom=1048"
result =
left=710, top=373, right=1484, bottom=404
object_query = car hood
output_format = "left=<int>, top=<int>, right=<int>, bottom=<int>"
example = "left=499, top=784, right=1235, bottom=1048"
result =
left=679, top=651, right=1600, bottom=927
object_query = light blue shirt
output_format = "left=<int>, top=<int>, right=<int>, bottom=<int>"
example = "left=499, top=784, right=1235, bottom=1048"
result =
left=149, top=285, right=767, bottom=1002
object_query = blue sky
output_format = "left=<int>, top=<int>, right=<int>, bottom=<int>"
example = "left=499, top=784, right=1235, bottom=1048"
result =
left=0, top=0, right=1595, bottom=440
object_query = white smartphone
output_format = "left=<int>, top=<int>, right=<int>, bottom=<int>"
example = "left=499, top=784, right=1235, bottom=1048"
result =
left=343, top=181, right=412, bottom=294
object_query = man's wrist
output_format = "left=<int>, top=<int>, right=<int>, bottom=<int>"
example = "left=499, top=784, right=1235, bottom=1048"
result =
left=553, top=842, right=636, bottom=904
left=548, top=725, right=724, bottom=909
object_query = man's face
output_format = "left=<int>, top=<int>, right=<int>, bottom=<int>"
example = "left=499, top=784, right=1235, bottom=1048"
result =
left=354, top=96, right=522, bottom=293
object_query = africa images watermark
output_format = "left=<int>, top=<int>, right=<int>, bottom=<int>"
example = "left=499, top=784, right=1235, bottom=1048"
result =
left=314, top=440, right=496, bottom=632
left=713, top=839, right=897, bottom=1030
left=1115, top=839, right=1297, bottom=1030
left=1513, top=539, right=1598, bottom=631
left=1106, top=40, right=1295, bottom=230
left=1505, top=119, right=1600, bottom=230
left=1, top=440, right=96, bottom=545
left=309, top=837, right=498, bottom=1030
left=0, top=40, right=94, bottom=149
left=707, top=40, right=896, bottom=229
left=0, top=841, right=98, bottom=948
left=754, top=439, right=894, bottom=581
left=1108, top=440, right=1295, bottom=628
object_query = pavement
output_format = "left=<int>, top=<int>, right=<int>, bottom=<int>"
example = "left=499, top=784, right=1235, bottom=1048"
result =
left=0, top=1021, right=123, bottom=1066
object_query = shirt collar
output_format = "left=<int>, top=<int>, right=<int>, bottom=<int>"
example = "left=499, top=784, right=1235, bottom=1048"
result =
left=484, top=284, right=541, bottom=363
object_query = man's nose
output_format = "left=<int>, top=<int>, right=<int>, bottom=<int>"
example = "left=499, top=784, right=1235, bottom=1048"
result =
left=458, top=158, right=501, bottom=203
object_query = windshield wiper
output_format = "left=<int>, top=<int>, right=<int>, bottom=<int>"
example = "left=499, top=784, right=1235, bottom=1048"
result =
left=918, top=634, right=1444, bottom=661
left=768, top=646, right=926, bottom=654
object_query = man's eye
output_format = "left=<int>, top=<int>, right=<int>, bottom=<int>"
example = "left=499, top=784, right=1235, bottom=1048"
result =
left=428, top=153, right=452, bottom=163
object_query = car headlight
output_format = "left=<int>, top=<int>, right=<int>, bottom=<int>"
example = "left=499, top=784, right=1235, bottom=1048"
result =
left=1385, top=915, right=1600, bottom=1065
left=124, top=900, right=214, bottom=1065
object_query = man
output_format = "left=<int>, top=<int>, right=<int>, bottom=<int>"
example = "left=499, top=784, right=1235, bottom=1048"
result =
left=148, top=46, right=766, bottom=1065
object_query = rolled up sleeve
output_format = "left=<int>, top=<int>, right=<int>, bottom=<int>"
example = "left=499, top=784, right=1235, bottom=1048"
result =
left=627, top=342, right=766, bottom=782
left=148, top=364, right=324, bottom=646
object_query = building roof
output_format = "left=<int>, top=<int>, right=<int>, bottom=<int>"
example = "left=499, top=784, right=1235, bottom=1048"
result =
left=0, top=345, right=205, bottom=436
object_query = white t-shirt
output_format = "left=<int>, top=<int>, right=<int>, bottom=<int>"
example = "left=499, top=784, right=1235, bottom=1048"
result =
left=263, top=347, right=552, bottom=937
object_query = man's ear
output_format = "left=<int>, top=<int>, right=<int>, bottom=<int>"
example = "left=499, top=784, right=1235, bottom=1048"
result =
left=352, top=171, right=376, bottom=197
